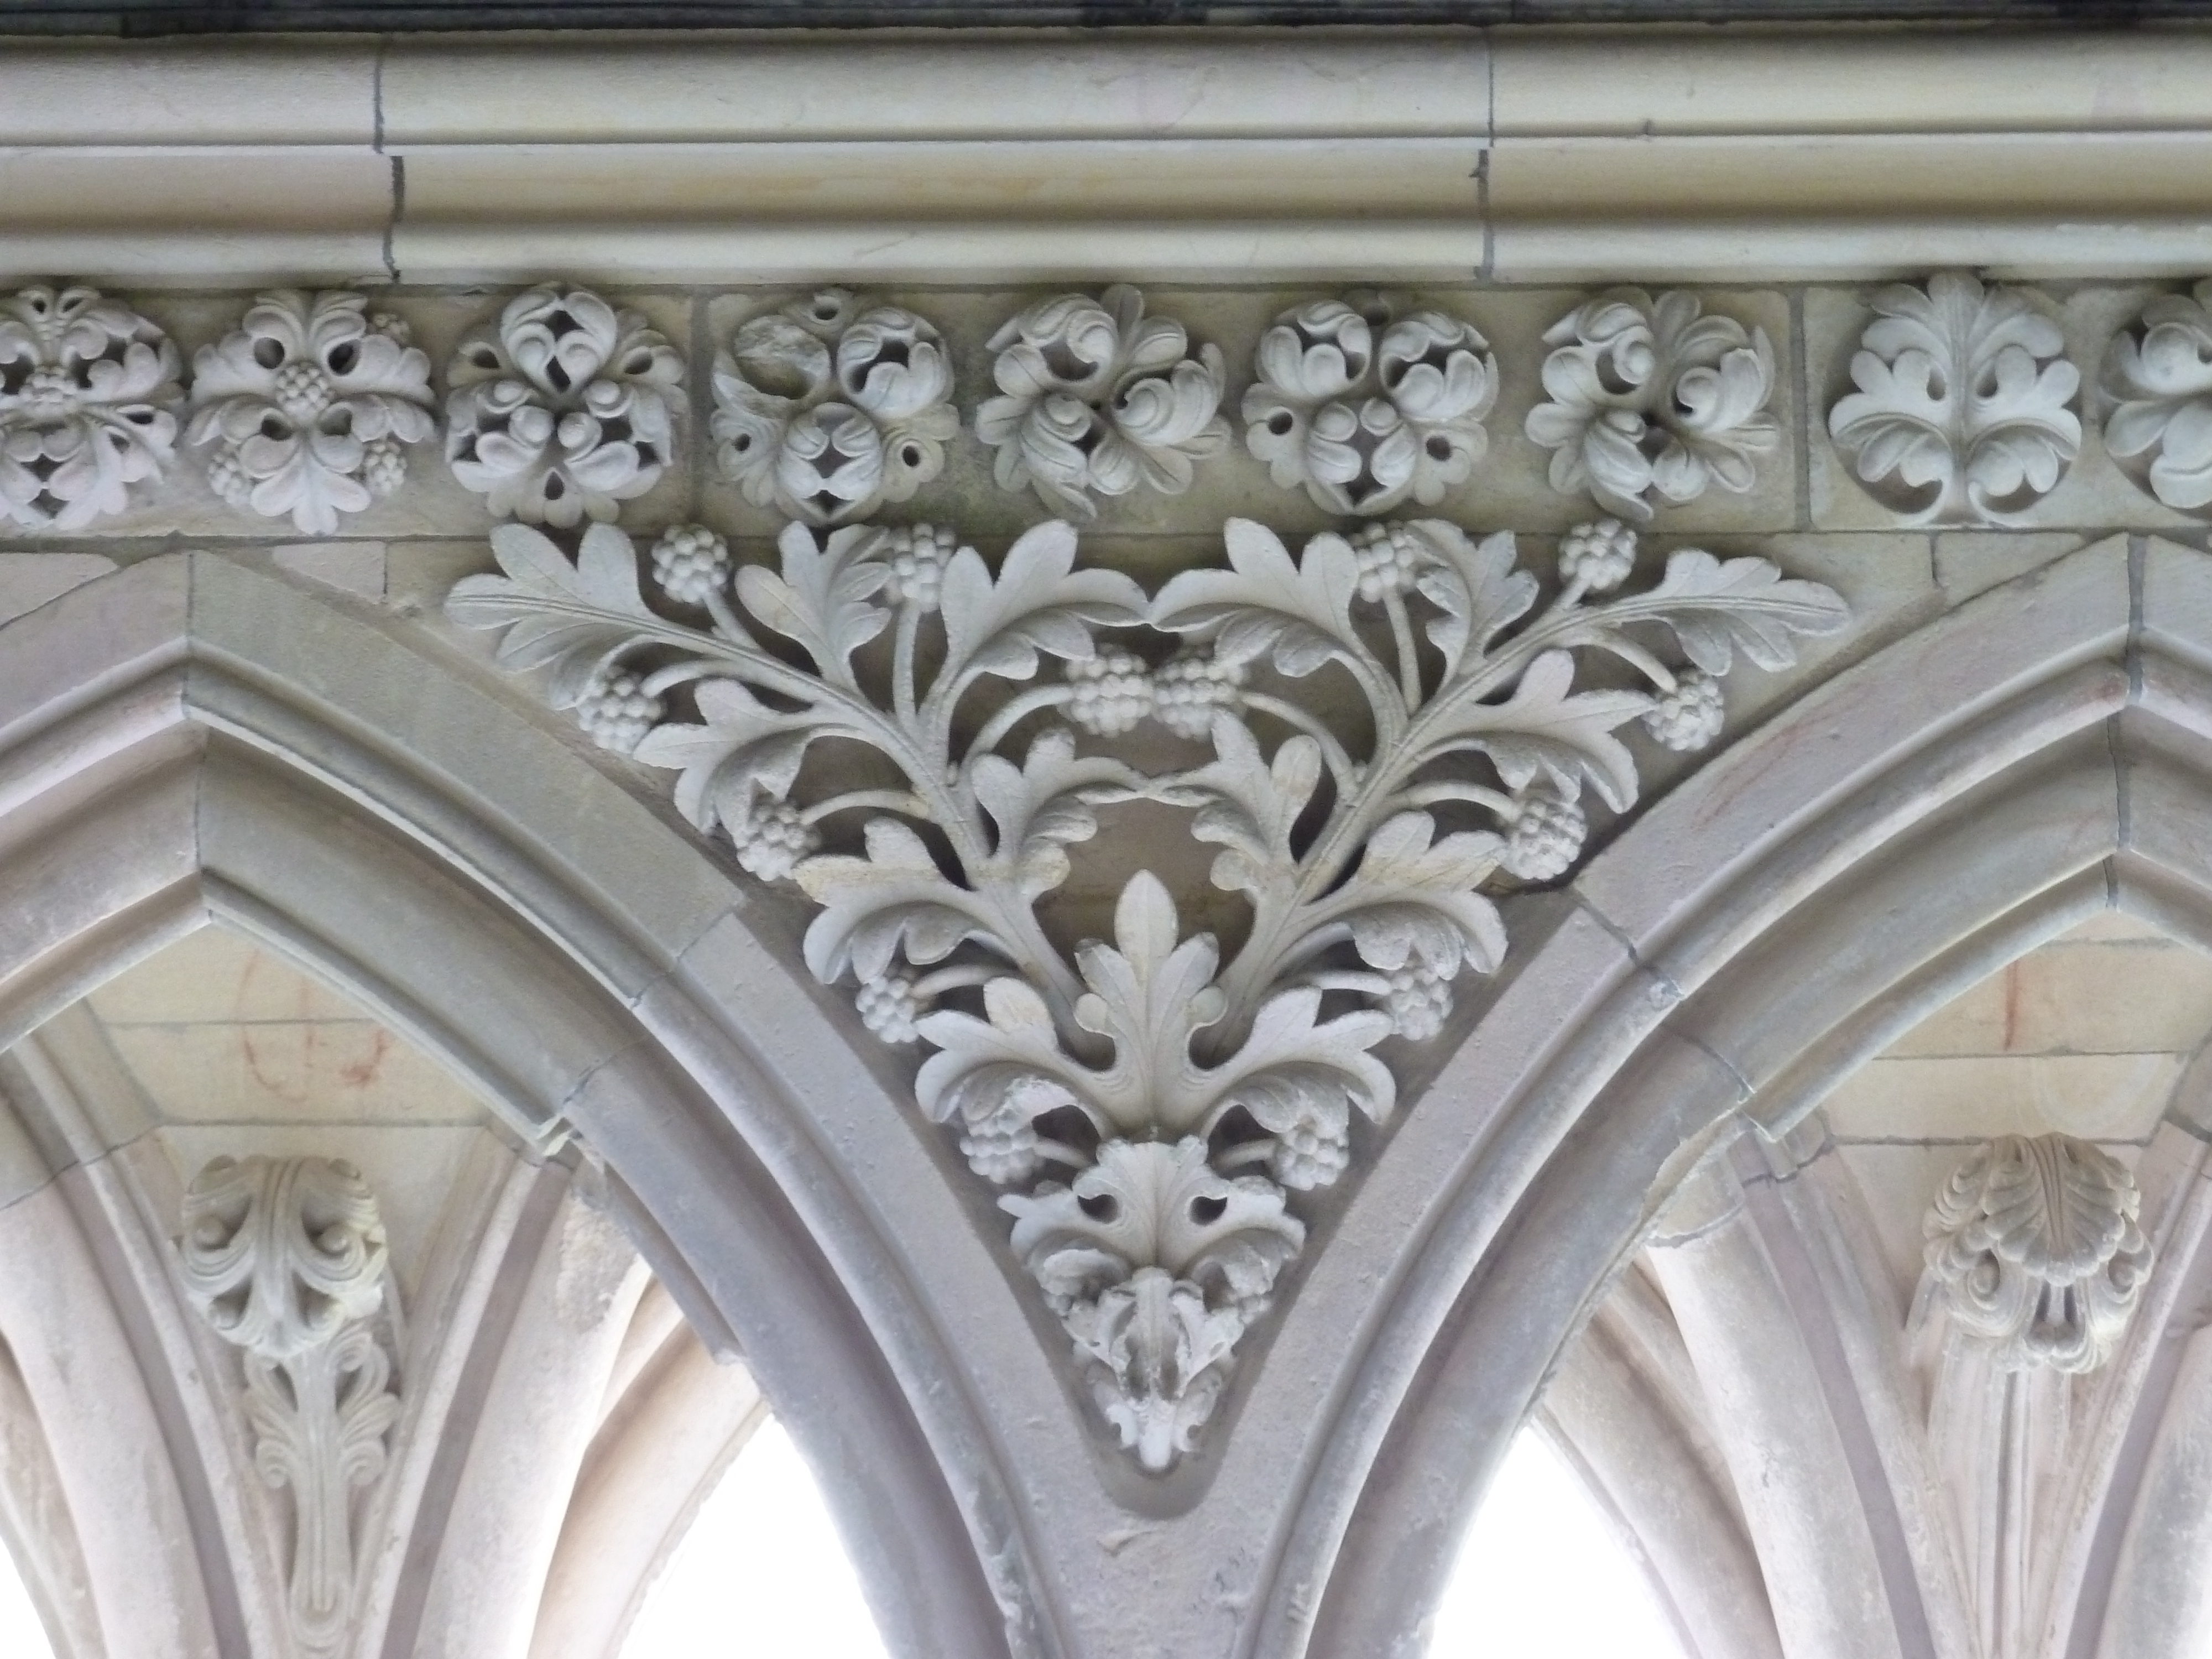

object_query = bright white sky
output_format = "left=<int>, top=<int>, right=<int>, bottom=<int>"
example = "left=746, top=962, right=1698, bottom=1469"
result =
left=620, top=1417, right=1683, bottom=1659
left=0, top=1415, right=1682, bottom=1659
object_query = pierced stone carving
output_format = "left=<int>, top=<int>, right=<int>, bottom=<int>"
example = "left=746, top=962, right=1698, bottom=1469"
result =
left=0, top=284, right=182, bottom=530
left=188, top=291, right=438, bottom=535
left=177, top=1156, right=399, bottom=1657
left=1243, top=293, right=1496, bottom=517
left=2103, top=280, right=2212, bottom=512
left=446, top=514, right=1846, bottom=1468
left=977, top=285, right=1228, bottom=517
left=1525, top=289, right=1778, bottom=522
left=446, top=285, right=683, bottom=526
left=1828, top=273, right=2081, bottom=524
left=1921, top=1133, right=2152, bottom=1374
left=712, top=289, right=958, bottom=525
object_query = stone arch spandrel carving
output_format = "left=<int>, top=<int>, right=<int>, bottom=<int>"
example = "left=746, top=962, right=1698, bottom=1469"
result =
left=0, top=556, right=1039, bottom=1659
left=1296, top=537, right=2212, bottom=1658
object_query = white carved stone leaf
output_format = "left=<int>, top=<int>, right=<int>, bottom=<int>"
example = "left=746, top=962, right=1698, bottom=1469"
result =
left=1243, top=294, right=1497, bottom=517
left=1828, top=272, right=2081, bottom=524
left=0, top=284, right=182, bottom=530
left=712, top=288, right=959, bottom=524
left=976, top=285, right=1229, bottom=517
left=178, top=1156, right=397, bottom=1658
left=1921, top=1133, right=2153, bottom=1374
left=446, top=285, right=684, bottom=526
left=1525, top=288, right=1778, bottom=522
left=187, top=290, right=436, bottom=534
left=1001, top=1137, right=1303, bottom=1472
left=445, top=509, right=1848, bottom=1472
left=2103, top=279, right=2212, bottom=512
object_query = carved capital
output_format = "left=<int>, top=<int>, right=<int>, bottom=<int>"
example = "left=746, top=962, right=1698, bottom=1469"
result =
left=179, top=1155, right=398, bottom=1657
left=1921, top=1133, right=2152, bottom=1374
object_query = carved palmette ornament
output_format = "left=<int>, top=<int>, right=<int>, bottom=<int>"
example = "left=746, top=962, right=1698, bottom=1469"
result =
left=1525, top=288, right=1777, bottom=522
left=0, top=284, right=182, bottom=531
left=1243, top=293, right=1496, bottom=517
left=447, top=512, right=1846, bottom=1468
left=712, top=289, right=959, bottom=525
left=1829, top=273, right=2081, bottom=525
left=446, top=285, right=684, bottom=527
left=189, top=290, right=438, bottom=535
left=177, top=1156, right=399, bottom=1656
left=1921, top=1134, right=2152, bottom=1374
left=2103, top=279, right=2212, bottom=513
left=977, top=285, right=1229, bottom=516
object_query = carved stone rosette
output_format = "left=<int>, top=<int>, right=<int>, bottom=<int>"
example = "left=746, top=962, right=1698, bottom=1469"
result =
left=447, top=509, right=1848, bottom=1470
left=177, top=1156, right=399, bottom=1657
left=0, top=284, right=182, bottom=531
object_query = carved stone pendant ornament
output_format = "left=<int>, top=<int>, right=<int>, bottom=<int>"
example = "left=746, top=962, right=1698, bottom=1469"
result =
left=976, top=285, right=1229, bottom=517
left=445, top=284, right=684, bottom=527
left=1243, top=293, right=1497, bottom=517
left=1525, top=288, right=1778, bottom=523
left=2103, top=279, right=2212, bottom=513
left=448, top=509, right=1847, bottom=1470
left=176, top=1156, right=399, bottom=1657
left=0, top=284, right=182, bottom=530
left=1828, top=272, right=2081, bottom=525
left=712, top=288, right=959, bottom=525
left=1919, top=1133, right=2152, bottom=1374
left=189, top=290, right=438, bottom=535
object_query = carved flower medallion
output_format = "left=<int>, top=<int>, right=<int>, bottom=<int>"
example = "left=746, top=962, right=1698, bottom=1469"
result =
left=977, top=285, right=1229, bottom=517
left=1243, top=293, right=1497, bottom=517
left=449, top=509, right=1847, bottom=1470
left=1525, top=288, right=1778, bottom=521
left=189, top=291, right=438, bottom=534
left=0, top=284, right=182, bottom=530
left=712, top=288, right=958, bottom=524
left=2103, top=279, right=2212, bottom=513
left=446, top=285, right=684, bottom=526
left=1829, top=273, right=2081, bottom=524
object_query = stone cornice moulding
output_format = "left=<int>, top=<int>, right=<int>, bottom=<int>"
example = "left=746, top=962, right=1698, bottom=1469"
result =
left=8, top=32, right=2212, bottom=283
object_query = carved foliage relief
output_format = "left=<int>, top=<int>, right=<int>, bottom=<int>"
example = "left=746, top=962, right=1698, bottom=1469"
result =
left=447, top=498, right=1848, bottom=1469
left=177, top=1156, right=398, bottom=1657
left=0, top=285, right=181, bottom=530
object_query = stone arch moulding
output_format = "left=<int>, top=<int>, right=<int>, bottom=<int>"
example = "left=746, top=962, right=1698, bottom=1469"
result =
left=0, top=554, right=1044, bottom=1659
left=1296, top=531, right=2212, bottom=1658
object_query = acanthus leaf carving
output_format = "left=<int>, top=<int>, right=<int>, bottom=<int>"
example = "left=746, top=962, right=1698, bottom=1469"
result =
left=2103, top=278, right=2212, bottom=512
left=1524, top=287, right=1778, bottom=522
left=177, top=1155, right=398, bottom=1657
left=447, top=505, right=1848, bottom=1470
left=1243, top=293, right=1496, bottom=517
left=445, top=284, right=684, bottom=526
left=0, top=284, right=182, bottom=530
left=1828, top=272, right=2081, bottom=525
left=712, top=288, right=959, bottom=525
left=977, top=285, right=1228, bottom=517
left=1918, top=1132, right=2152, bottom=1375
left=188, top=290, right=438, bottom=534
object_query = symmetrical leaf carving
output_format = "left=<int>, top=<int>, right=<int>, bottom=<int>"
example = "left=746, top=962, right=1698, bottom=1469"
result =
left=448, top=507, right=1846, bottom=1470
left=1828, top=273, right=2081, bottom=524
left=176, top=1156, right=398, bottom=1658
left=1525, top=288, right=1778, bottom=521
left=189, top=291, right=438, bottom=534
left=1919, top=1134, right=2153, bottom=1374
left=2103, top=279, right=2212, bottom=512
left=0, top=284, right=182, bottom=530
left=446, top=285, right=684, bottom=526
left=977, top=285, right=1228, bottom=516
left=1243, top=293, right=1496, bottom=516
left=712, top=289, right=959, bottom=524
